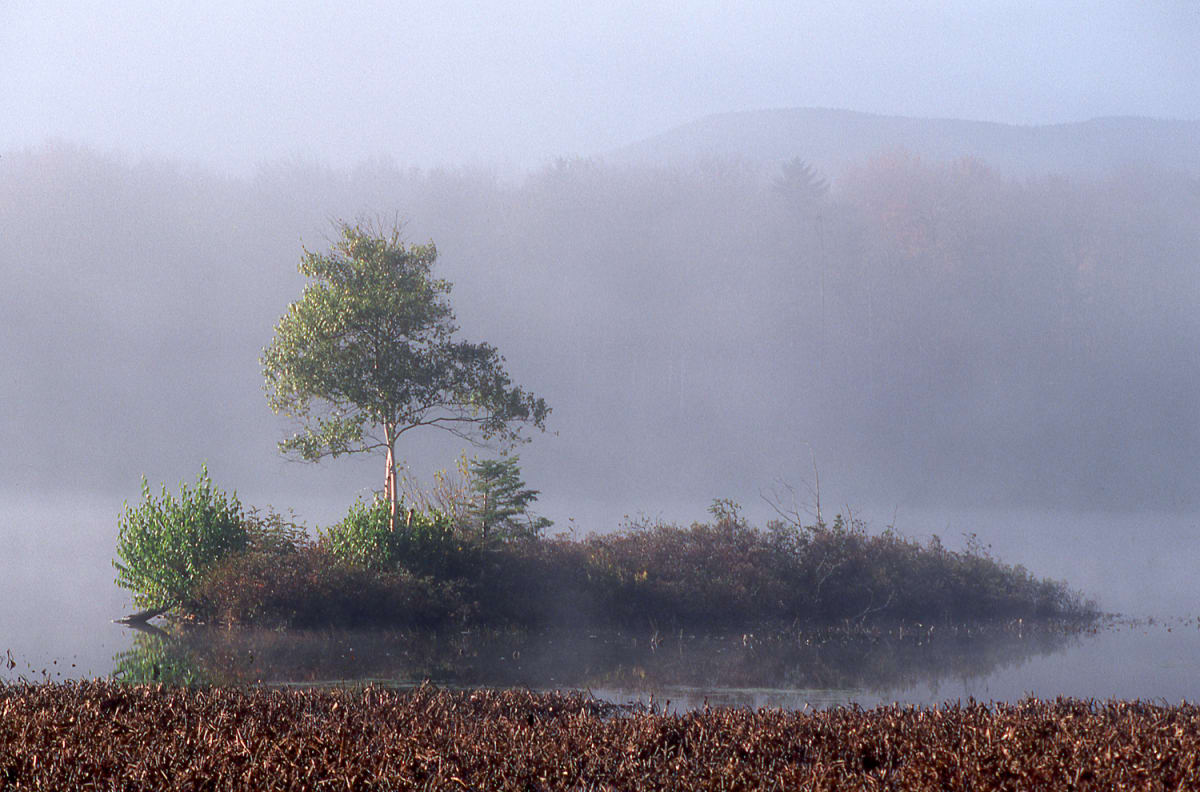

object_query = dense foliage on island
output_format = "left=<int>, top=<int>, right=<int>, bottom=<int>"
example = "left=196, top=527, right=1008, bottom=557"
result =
left=115, top=468, right=1094, bottom=630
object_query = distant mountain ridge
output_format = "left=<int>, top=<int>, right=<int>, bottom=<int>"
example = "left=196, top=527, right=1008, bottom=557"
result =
left=611, top=108, right=1200, bottom=177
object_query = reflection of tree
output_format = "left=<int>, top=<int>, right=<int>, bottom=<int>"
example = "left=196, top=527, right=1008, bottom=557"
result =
left=583, top=621, right=1080, bottom=696
left=111, top=628, right=210, bottom=686
left=110, top=621, right=1080, bottom=703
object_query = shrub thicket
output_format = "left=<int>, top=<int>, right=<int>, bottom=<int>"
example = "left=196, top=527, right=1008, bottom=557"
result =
left=188, top=499, right=471, bottom=628
left=193, top=544, right=462, bottom=628
left=180, top=498, right=1095, bottom=629
left=564, top=512, right=1086, bottom=626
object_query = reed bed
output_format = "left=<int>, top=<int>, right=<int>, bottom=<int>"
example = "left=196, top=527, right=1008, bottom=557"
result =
left=2, top=682, right=1197, bottom=790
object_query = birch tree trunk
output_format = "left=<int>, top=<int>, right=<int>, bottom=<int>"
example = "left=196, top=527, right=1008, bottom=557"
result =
left=384, top=425, right=397, bottom=532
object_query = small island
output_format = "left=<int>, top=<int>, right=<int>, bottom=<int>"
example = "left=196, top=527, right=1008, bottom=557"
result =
left=112, top=222, right=1094, bottom=634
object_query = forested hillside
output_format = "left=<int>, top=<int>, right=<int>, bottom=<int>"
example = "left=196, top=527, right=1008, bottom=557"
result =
left=614, top=109, right=1200, bottom=177
left=3, top=138, right=1197, bottom=521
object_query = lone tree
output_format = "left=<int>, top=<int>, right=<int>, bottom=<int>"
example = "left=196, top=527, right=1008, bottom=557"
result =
left=262, top=221, right=550, bottom=532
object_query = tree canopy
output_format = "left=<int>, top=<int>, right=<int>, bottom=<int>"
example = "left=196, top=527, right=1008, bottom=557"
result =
left=262, top=221, right=550, bottom=530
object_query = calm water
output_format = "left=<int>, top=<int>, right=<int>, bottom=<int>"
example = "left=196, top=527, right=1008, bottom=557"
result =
left=4, top=498, right=1200, bottom=710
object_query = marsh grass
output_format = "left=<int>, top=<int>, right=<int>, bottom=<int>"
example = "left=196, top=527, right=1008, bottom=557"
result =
left=2, top=682, right=1197, bottom=790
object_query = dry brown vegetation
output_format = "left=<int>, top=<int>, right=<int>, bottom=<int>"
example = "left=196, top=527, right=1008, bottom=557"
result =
left=188, top=509, right=1095, bottom=631
left=3, top=681, right=1197, bottom=790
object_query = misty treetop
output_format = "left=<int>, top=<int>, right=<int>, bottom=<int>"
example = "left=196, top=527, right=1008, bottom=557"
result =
left=262, top=221, right=549, bottom=529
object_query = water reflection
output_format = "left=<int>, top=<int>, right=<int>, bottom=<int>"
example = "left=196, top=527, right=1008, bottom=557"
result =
left=111, top=620, right=1082, bottom=709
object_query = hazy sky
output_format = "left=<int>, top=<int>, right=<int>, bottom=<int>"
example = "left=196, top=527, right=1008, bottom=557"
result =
left=4, top=1, right=1197, bottom=172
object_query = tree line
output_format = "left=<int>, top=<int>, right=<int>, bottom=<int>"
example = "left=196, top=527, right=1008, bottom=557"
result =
left=3, top=143, right=1197, bottom=512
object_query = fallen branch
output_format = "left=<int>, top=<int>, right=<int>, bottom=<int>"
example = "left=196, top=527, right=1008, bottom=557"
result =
left=113, top=604, right=172, bottom=625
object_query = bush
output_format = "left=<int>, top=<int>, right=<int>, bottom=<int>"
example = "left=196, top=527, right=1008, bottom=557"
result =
left=577, top=516, right=797, bottom=626
left=113, top=466, right=247, bottom=610
left=192, top=543, right=462, bottom=628
left=318, top=498, right=395, bottom=571
left=319, top=497, right=478, bottom=579
left=242, top=505, right=309, bottom=555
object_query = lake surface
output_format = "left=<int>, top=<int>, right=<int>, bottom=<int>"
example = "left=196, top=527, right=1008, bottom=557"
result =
left=4, top=497, right=1200, bottom=710
left=7, top=617, right=1200, bottom=713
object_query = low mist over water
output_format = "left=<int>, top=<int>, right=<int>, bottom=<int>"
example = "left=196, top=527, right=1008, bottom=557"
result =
left=2, top=497, right=1199, bottom=688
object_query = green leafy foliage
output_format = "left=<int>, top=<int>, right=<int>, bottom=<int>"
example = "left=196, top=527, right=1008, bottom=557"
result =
left=318, top=498, right=479, bottom=579
left=261, top=220, right=550, bottom=529
left=241, top=506, right=310, bottom=556
left=316, top=499, right=396, bottom=571
left=113, top=467, right=247, bottom=610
